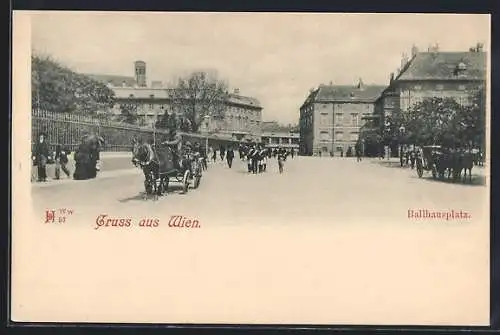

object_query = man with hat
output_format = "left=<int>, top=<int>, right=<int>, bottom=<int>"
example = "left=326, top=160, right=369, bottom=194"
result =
left=32, top=132, right=50, bottom=182
left=161, top=128, right=183, bottom=170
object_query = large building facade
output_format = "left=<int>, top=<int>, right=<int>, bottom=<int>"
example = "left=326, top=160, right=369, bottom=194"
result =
left=375, top=43, right=487, bottom=124
left=299, top=80, right=386, bottom=156
left=88, top=61, right=263, bottom=142
left=261, top=131, right=299, bottom=149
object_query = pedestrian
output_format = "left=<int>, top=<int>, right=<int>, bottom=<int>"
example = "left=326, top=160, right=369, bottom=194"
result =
left=278, top=147, right=286, bottom=174
left=32, top=132, right=50, bottom=182
left=54, top=144, right=71, bottom=179
left=220, top=145, right=225, bottom=161
left=226, top=146, right=235, bottom=168
left=212, top=148, right=217, bottom=163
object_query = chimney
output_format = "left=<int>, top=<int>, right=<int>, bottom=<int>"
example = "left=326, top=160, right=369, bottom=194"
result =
left=411, top=44, right=418, bottom=58
left=356, top=78, right=365, bottom=90
left=329, top=81, right=333, bottom=85
left=134, top=60, right=147, bottom=87
left=476, top=42, right=484, bottom=52
left=400, top=52, right=409, bottom=69
left=233, top=88, right=240, bottom=94
left=390, top=72, right=394, bottom=84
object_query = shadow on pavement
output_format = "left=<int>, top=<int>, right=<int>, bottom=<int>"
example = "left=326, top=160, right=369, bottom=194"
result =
left=371, top=160, right=404, bottom=168
left=409, top=174, right=486, bottom=187
left=118, top=185, right=190, bottom=203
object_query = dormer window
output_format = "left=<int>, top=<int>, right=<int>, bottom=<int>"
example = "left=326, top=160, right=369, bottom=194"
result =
left=149, top=94, right=155, bottom=99
left=454, top=62, right=467, bottom=76
left=129, top=94, right=134, bottom=98
left=350, top=92, right=355, bottom=98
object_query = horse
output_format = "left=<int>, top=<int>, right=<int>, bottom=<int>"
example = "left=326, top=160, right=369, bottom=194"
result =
left=131, top=138, right=176, bottom=200
left=456, top=151, right=474, bottom=183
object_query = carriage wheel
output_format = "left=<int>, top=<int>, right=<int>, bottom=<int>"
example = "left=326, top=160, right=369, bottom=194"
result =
left=182, top=170, right=190, bottom=193
left=417, top=166, right=423, bottom=178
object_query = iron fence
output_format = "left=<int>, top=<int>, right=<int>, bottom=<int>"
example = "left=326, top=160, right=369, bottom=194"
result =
left=31, top=109, right=244, bottom=154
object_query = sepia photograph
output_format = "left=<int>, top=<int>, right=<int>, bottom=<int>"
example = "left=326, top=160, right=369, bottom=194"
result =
left=12, top=11, right=490, bottom=325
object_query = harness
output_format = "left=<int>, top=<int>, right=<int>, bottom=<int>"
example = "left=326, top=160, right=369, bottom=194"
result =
left=135, top=144, right=156, bottom=168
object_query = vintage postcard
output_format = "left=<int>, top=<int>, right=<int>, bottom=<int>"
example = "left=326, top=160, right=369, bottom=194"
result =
left=12, top=11, right=490, bottom=325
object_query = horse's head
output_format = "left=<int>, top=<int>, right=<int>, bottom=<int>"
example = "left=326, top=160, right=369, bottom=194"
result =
left=132, top=139, right=153, bottom=167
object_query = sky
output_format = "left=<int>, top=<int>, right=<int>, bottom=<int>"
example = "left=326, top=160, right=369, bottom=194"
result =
left=30, top=12, right=490, bottom=125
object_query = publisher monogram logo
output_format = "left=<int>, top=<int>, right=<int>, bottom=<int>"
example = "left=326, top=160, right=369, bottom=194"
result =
left=408, top=209, right=471, bottom=221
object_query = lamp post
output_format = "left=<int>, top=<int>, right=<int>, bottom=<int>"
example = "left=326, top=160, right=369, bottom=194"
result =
left=399, top=125, right=406, bottom=159
left=203, top=114, right=211, bottom=157
left=384, top=120, right=391, bottom=159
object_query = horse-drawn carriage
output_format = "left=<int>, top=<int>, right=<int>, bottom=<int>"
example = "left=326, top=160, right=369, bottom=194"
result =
left=416, top=145, right=440, bottom=179
left=416, top=145, right=474, bottom=182
left=132, top=139, right=203, bottom=199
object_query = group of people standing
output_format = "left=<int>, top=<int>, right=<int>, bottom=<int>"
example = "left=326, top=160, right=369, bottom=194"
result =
left=239, top=144, right=291, bottom=174
left=32, top=132, right=104, bottom=182
left=32, top=132, right=71, bottom=182
left=206, top=143, right=293, bottom=174
left=209, top=145, right=236, bottom=169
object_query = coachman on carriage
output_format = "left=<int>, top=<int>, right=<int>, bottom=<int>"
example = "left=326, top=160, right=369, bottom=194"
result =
left=131, top=133, right=203, bottom=200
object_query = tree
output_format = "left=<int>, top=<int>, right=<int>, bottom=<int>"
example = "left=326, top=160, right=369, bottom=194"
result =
left=452, top=87, right=486, bottom=149
left=399, top=92, right=485, bottom=149
left=165, top=71, right=229, bottom=132
left=118, top=102, right=139, bottom=125
left=32, top=54, right=115, bottom=114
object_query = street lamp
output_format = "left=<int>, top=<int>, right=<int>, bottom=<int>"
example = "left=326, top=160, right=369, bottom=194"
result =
left=203, top=114, right=211, bottom=157
left=399, top=125, right=406, bottom=158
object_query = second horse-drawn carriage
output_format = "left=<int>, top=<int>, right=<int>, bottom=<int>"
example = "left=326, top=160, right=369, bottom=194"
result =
left=416, top=145, right=440, bottom=179
left=132, top=138, right=203, bottom=199
left=416, top=145, right=474, bottom=183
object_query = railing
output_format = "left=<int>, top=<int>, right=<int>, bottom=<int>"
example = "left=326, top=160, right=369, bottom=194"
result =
left=31, top=109, right=247, bottom=153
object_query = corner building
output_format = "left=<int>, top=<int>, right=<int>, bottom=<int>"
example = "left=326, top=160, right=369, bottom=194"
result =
left=300, top=79, right=385, bottom=156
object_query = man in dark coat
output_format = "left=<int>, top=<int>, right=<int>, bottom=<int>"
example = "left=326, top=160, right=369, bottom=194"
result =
left=226, top=146, right=235, bottom=168
left=33, top=132, right=50, bottom=182
left=55, top=145, right=71, bottom=179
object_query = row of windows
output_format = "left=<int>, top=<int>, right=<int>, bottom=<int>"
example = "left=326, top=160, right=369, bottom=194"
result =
left=319, top=131, right=359, bottom=141
left=413, top=84, right=468, bottom=91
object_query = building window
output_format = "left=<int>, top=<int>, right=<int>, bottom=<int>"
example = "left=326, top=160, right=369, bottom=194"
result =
left=336, top=132, right=344, bottom=141
left=414, top=85, right=422, bottom=90
left=321, top=112, right=329, bottom=125
left=336, top=146, right=343, bottom=151
left=350, top=132, right=359, bottom=141
left=335, top=113, right=343, bottom=123
left=149, top=104, right=154, bottom=110
left=351, top=113, right=359, bottom=126
left=320, top=131, right=329, bottom=141
left=436, top=84, right=444, bottom=90
left=458, top=85, right=466, bottom=90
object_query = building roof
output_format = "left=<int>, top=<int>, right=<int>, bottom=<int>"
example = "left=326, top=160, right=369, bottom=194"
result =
left=313, top=82, right=386, bottom=103
left=112, top=87, right=174, bottom=99
left=261, top=131, right=299, bottom=137
left=85, top=74, right=137, bottom=87
left=227, top=94, right=262, bottom=109
left=396, top=51, right=486, bottom=81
